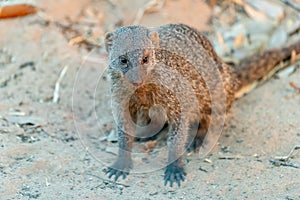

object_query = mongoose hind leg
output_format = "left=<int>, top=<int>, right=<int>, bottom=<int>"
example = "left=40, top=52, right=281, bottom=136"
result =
left=187, top=135, right=205, bottom=152
left=186, top=120, right=209, bottom=152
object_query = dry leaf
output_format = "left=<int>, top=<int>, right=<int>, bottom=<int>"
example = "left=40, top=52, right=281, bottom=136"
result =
left=230, top=0, right=245, bottom=6
left=289, top=82, right=300, bottom=93
left=234, top=34, right=245, bottom=48
left=246, top=0, right=284, bottom=20
left=216, top=32, right=229, bottom=52
left=208, top=0, right=217, bottom=8
left=244, top=4, right=268, bottom=21
left=133, top=0, right=165, bottom=24
left=146, top=140, right=157, bottom=150
left=68, top=36, right=84, bottom=46
left=144, top=0, right=165, bottom=14
left=0, top=3, right=37, bottom=19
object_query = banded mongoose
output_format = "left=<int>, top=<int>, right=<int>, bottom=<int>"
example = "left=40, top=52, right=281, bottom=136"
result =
left=104, top=23, right=300, bottom=187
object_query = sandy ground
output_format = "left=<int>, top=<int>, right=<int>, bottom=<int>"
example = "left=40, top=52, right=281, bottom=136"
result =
left=0, top=0, right=300, bottom=199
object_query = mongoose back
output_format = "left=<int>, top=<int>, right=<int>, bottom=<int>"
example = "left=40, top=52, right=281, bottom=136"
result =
left=104, top=23, right=300, bottom=187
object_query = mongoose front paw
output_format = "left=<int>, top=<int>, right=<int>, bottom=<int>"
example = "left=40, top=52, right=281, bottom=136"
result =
left=164, top=162, right=186, bottom=187
left=106, top=167, right=129, bottom=181
left=106, top=160, right=132, bottom=181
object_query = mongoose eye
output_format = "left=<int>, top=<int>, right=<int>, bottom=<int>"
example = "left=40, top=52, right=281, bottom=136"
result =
left=119, top=56, right=128, bottom=66
left=142, top=56, right=149, bottom=64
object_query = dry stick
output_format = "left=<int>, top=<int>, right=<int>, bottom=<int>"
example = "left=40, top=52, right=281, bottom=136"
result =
left=53, top=65, right=69, bottom=103
left=269, top=159, right=299, bottom=168
left=133, top=0, right=165, bottom=25
left=270, top=145, right=300, bottom=169
left=275, top=145, right=300, bottom=161
left=218, top=155, right=243, bottom=160
left=289, top=25, right=300, bottom=36
left=280, top=0, right=300, bottom=12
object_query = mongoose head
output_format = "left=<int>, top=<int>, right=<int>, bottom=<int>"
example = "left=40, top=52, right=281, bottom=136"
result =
left=105, top=26, right=159, bottom=86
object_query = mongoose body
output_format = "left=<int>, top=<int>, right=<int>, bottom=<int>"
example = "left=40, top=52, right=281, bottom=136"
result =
left=104, top=23, right=300, bottom=187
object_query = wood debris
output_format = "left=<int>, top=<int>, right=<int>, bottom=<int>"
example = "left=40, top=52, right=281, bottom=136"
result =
left=0, top=2, right=37, bottom=19
left=133, top=0, right=165, bottom=25
left=280, top=0, right=300, bottom=12
left=270, top=145, right=300, bottom=169
left=53, top=65, right=69, bottom=103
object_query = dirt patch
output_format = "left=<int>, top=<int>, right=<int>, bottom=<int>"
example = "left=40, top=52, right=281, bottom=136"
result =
left=0, top=0, right=300, bottom=199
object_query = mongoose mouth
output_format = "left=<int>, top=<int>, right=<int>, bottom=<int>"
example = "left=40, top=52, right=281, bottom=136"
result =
left=132, top=81, right=143, bottom=87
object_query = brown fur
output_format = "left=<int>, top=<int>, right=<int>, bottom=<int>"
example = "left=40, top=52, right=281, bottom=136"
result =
left=104, top=23, right=300, bottom=187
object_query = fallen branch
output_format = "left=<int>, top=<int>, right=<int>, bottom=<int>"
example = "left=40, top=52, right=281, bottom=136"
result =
left=274, top=145, right=300, bottom=161
left=269, top=159, right=299, bottom=168
left=270, top=145, right=300, bottom=169
left=218, top=155, right=243, bottom=160
left=280, top=0, right=300, bottom=12
left=133, top=0, right=165, bottom=25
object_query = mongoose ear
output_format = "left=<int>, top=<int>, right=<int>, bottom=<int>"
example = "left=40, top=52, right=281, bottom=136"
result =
left=149, top=31, right=159, bottom=47
left=105, top=32, right=115, bottom=53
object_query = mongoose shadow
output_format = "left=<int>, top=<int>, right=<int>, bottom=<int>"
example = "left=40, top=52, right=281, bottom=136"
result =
left=104, top=23, right=300, bottom=187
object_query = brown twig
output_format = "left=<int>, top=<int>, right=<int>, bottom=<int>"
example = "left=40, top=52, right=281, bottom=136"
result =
left=289, top=82, right=300, bottom=93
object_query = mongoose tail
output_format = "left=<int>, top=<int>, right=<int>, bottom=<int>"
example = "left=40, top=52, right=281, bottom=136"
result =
left=234, top=40, right=300, bottom=99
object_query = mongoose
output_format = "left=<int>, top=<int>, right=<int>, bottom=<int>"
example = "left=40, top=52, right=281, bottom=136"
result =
left=104, top=23, right=300, bottom=187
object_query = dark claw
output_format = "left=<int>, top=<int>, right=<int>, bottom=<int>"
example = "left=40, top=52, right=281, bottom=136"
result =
left=106, top=166, right=129, bottom=182
left=175, top=172, right=184, bottom=187
left=187, top=135, right=205, bottom=152
left=164, top=163, right=186, bottom=187
left=122, top=172, right=127, bottom=180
